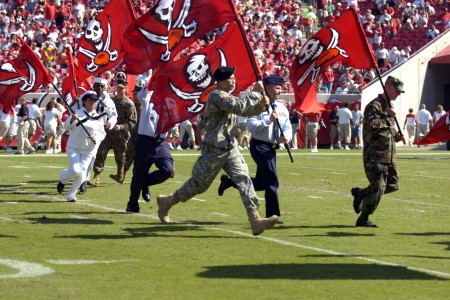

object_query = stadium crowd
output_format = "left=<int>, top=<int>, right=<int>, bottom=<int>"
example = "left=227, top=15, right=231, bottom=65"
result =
left=0, top=0, right=449, bottom=94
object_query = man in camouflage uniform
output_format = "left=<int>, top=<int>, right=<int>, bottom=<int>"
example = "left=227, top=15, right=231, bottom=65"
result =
left=157, top=66, right=279, bottom=236
left=351, top=76, right=406, bottom=227
left=91, top=83, right=137, bottom=185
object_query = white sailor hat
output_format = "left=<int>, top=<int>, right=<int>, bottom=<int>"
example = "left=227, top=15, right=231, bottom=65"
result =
left=93, top=77, right=108, bottom=85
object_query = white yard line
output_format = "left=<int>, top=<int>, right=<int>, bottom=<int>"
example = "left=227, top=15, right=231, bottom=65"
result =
left=79, top=202, right=450, bottom=279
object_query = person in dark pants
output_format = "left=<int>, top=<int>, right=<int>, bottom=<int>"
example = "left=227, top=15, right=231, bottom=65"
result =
left=218, top=76, right=291, bottom=224
left=126, top=86, right=174, bottom=213
left=351, top=76, right=405, bottom=227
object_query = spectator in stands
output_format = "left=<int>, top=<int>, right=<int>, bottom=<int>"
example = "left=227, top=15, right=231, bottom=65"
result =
left=426, top=24, right=440, bottom=39
left=380, top=9, right=393, bottom=28
left=364, top=17, right=376, bottom=46
left=302, top=5, right=317, bottom=40
left=390, top=18, right=402, bottom=39
left=26, top=0, right=37, bottom=14
left=0, top=10, right=10, bottom=38
left=373, top=21, right=383, bottom=46
left=424, top=1, right=435, bottom=15
left=437, top=7, right=450, bottom=24
left=71, top=0, right=85, bottom=26
left=335, top=81, right=349, bottom=94
left=412, top=0, right=424, bottom=9
left=417, top=9, right=429, bottom=28
left=40, top=40, right=57, bottom=71
left=322, top=65, right=334, bottom=93
left=326, top=0, right=335, bottom=16
left=375, top=42, right=389, bottom=67
left=388, top=47, right=401, bottom=66
left=44, top=0, right=56, bottom=28
left=287, top=24, right=302, bottom=40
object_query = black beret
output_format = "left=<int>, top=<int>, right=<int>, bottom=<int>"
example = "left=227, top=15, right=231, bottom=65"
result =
left=213, top=66, right=236, bottom=81
left=263, top=76, right=285, bottom=86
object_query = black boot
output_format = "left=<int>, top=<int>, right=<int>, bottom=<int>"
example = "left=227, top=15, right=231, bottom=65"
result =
left=355, top=213, right=378, bottom=228
left=142, top=185, right=151, bottom=202
left=79, top=182, right=87, bottom=193
left=218, top=174, right=237, bottom=196
left=351, top=187, right=363, bottom=214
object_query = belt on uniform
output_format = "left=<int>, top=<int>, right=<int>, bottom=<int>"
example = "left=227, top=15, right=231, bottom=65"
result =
left=252, top=138, right=279, bottom=149
left=138, top=134, right=165, bottom=143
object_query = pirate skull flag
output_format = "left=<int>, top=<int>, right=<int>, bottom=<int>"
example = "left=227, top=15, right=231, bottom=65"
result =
left=289, top=8, right=376, bottom=114
left=77, top=0, right=136, bottom=81
left=0, top=37, right=52, bottom=110
left=149, top=21, right=258, bottom=133
left=121, top=0, right=237, bottom=74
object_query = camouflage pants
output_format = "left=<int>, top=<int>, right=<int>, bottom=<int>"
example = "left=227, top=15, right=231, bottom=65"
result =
left=172, top=146, right=260, bottom=213
left=93, top=135, right=127, bottom=174
left=124, top=137, right=137, bottom=173
left=360, top=161, right=399, bottom=215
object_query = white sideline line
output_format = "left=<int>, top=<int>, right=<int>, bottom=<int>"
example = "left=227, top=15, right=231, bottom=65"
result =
left=306, top=196, right=323, bottom=199
left=210, top=212, right=230, bottom=217
left=79, top=202, right=450, bottom=279
left=191, top=197, right=206, bottom=202
left=0, top=216, right=13, bottom=221
left=46, top=259, right=134, bottom=265
left=406, top=209, right=427, bottom=213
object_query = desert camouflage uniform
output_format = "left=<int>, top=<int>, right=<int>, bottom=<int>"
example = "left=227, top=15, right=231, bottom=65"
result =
left=172, top=87, right=265, bottom=213
left=359, top=95, right=401, bottom=215
left=93, top=95, right=137, bottom=174
left=124, top=101, right=141, bottom=173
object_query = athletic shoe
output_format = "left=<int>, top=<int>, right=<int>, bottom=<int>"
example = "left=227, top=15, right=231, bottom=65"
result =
left=14, top=151, right=24, bottom=155
left=344, top=145, right=350, bottom=150
left=67, top=198, right=77, bottom=203
left=5, top=148, right=13, bottom=153
left=356, top=219, right=379, bottom=228
left=126, top=203, right=140, bottom=213
left=176, top=145, right=182, bottom=150
left=57, top=181, right=65, bottom=193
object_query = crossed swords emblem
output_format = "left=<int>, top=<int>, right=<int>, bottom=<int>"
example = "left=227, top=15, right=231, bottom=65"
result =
left=168, top=49, right=233, bottom=114
left=78, top=17, right=118, bottom=73
left=0, top=62, right=37, bottom=91
left=139, top=0, right=197, bottom=62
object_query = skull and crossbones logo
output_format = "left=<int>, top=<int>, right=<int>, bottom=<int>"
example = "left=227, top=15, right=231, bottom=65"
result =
left=139, top=0, right=198, bottom=62
left=169, top=49, right=232, bottom=114
left=78, top=17, right=118, bottom=73
left=0, top=62, right=36, bottom=91
left=296, top=28, right=348, bottom=86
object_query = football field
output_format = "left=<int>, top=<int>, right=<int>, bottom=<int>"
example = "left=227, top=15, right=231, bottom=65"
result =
left=0, top=148, right=449, bottom=299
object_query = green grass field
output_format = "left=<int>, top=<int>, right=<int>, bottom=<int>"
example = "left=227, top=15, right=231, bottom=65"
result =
left=0, top=148, right=449, bottom=299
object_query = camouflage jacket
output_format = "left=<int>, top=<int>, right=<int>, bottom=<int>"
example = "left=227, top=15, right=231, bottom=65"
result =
left=363, top=94, right=399, bottom=164
left=109, top=95, right=137, bottom=139
left=202, top=87, right=265, bottom=149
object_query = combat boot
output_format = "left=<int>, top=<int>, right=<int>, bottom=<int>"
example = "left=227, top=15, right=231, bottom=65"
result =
left=247, top=209, right=278, bottom=236
left=157, top=194, right=176, bottom=224
left=88, top=172, right=100, bottom=187
left=109, top=166, right=125, bottom=184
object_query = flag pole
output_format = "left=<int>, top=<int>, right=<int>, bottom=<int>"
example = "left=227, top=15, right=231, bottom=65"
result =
left=228, top=0, right=294, bottom=163
left=374, top=68, right=405, bottom=144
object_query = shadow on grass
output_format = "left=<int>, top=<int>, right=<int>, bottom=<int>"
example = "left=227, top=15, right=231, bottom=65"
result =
left=433, top=241, right=450, bottom=251
left=0, top=199, right=56, bottom=204
left=395, top=232, right=450, bottom=236
left=290, top=225, right=356, bottom=229
left=27, top=216, right=114, bottom=225
left=302, top=231, right=376, bottom=237
left=0, top=234, right=17, bottom=238
left=197, top=263, right=446, bottom=280
left=300, top=254, right=450, bottom=260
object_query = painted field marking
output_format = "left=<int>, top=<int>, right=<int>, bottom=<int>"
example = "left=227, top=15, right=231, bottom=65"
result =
left=191, top=197, right=206, bottom=202
left=406, top=209, right=427, bottom=213
left=210, top=212, right=230, bottom=217
left=306, top=196, right=323, bottom=199
left=46, top=259, right=134, bottom=265
left=78, top=202, right=450, bottom=279
left=0, top=216, right=13, bottom=221
left=0, top=259, right=54, bottom=278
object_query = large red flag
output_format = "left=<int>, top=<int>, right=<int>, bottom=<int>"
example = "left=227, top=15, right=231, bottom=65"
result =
left=289, top=8, right=376, bottom=114
left=414, top=113, right=450, bottom=145
left=76, top=0, right=136, bottom=80
left=121, top=0, right=237, bottom=74
left=149, top=21, right=258, bottom=133
left=62, top=48, right=94, bottom=109
left=0, top=37, right=52, bottom=110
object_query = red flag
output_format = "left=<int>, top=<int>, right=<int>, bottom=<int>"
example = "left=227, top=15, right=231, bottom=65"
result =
left=289, top=8, right=376, bottom=114
left=121, top=0, right=237, bottom=74
left=149, top=21, right=258, bottom=133
left=62, top=49, right=94, bottom=108
left=414, top=113, right=450, bottom=145
left=0, top=37, right=52, bottom=110
left=77, top=0, right=136, bottom=80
